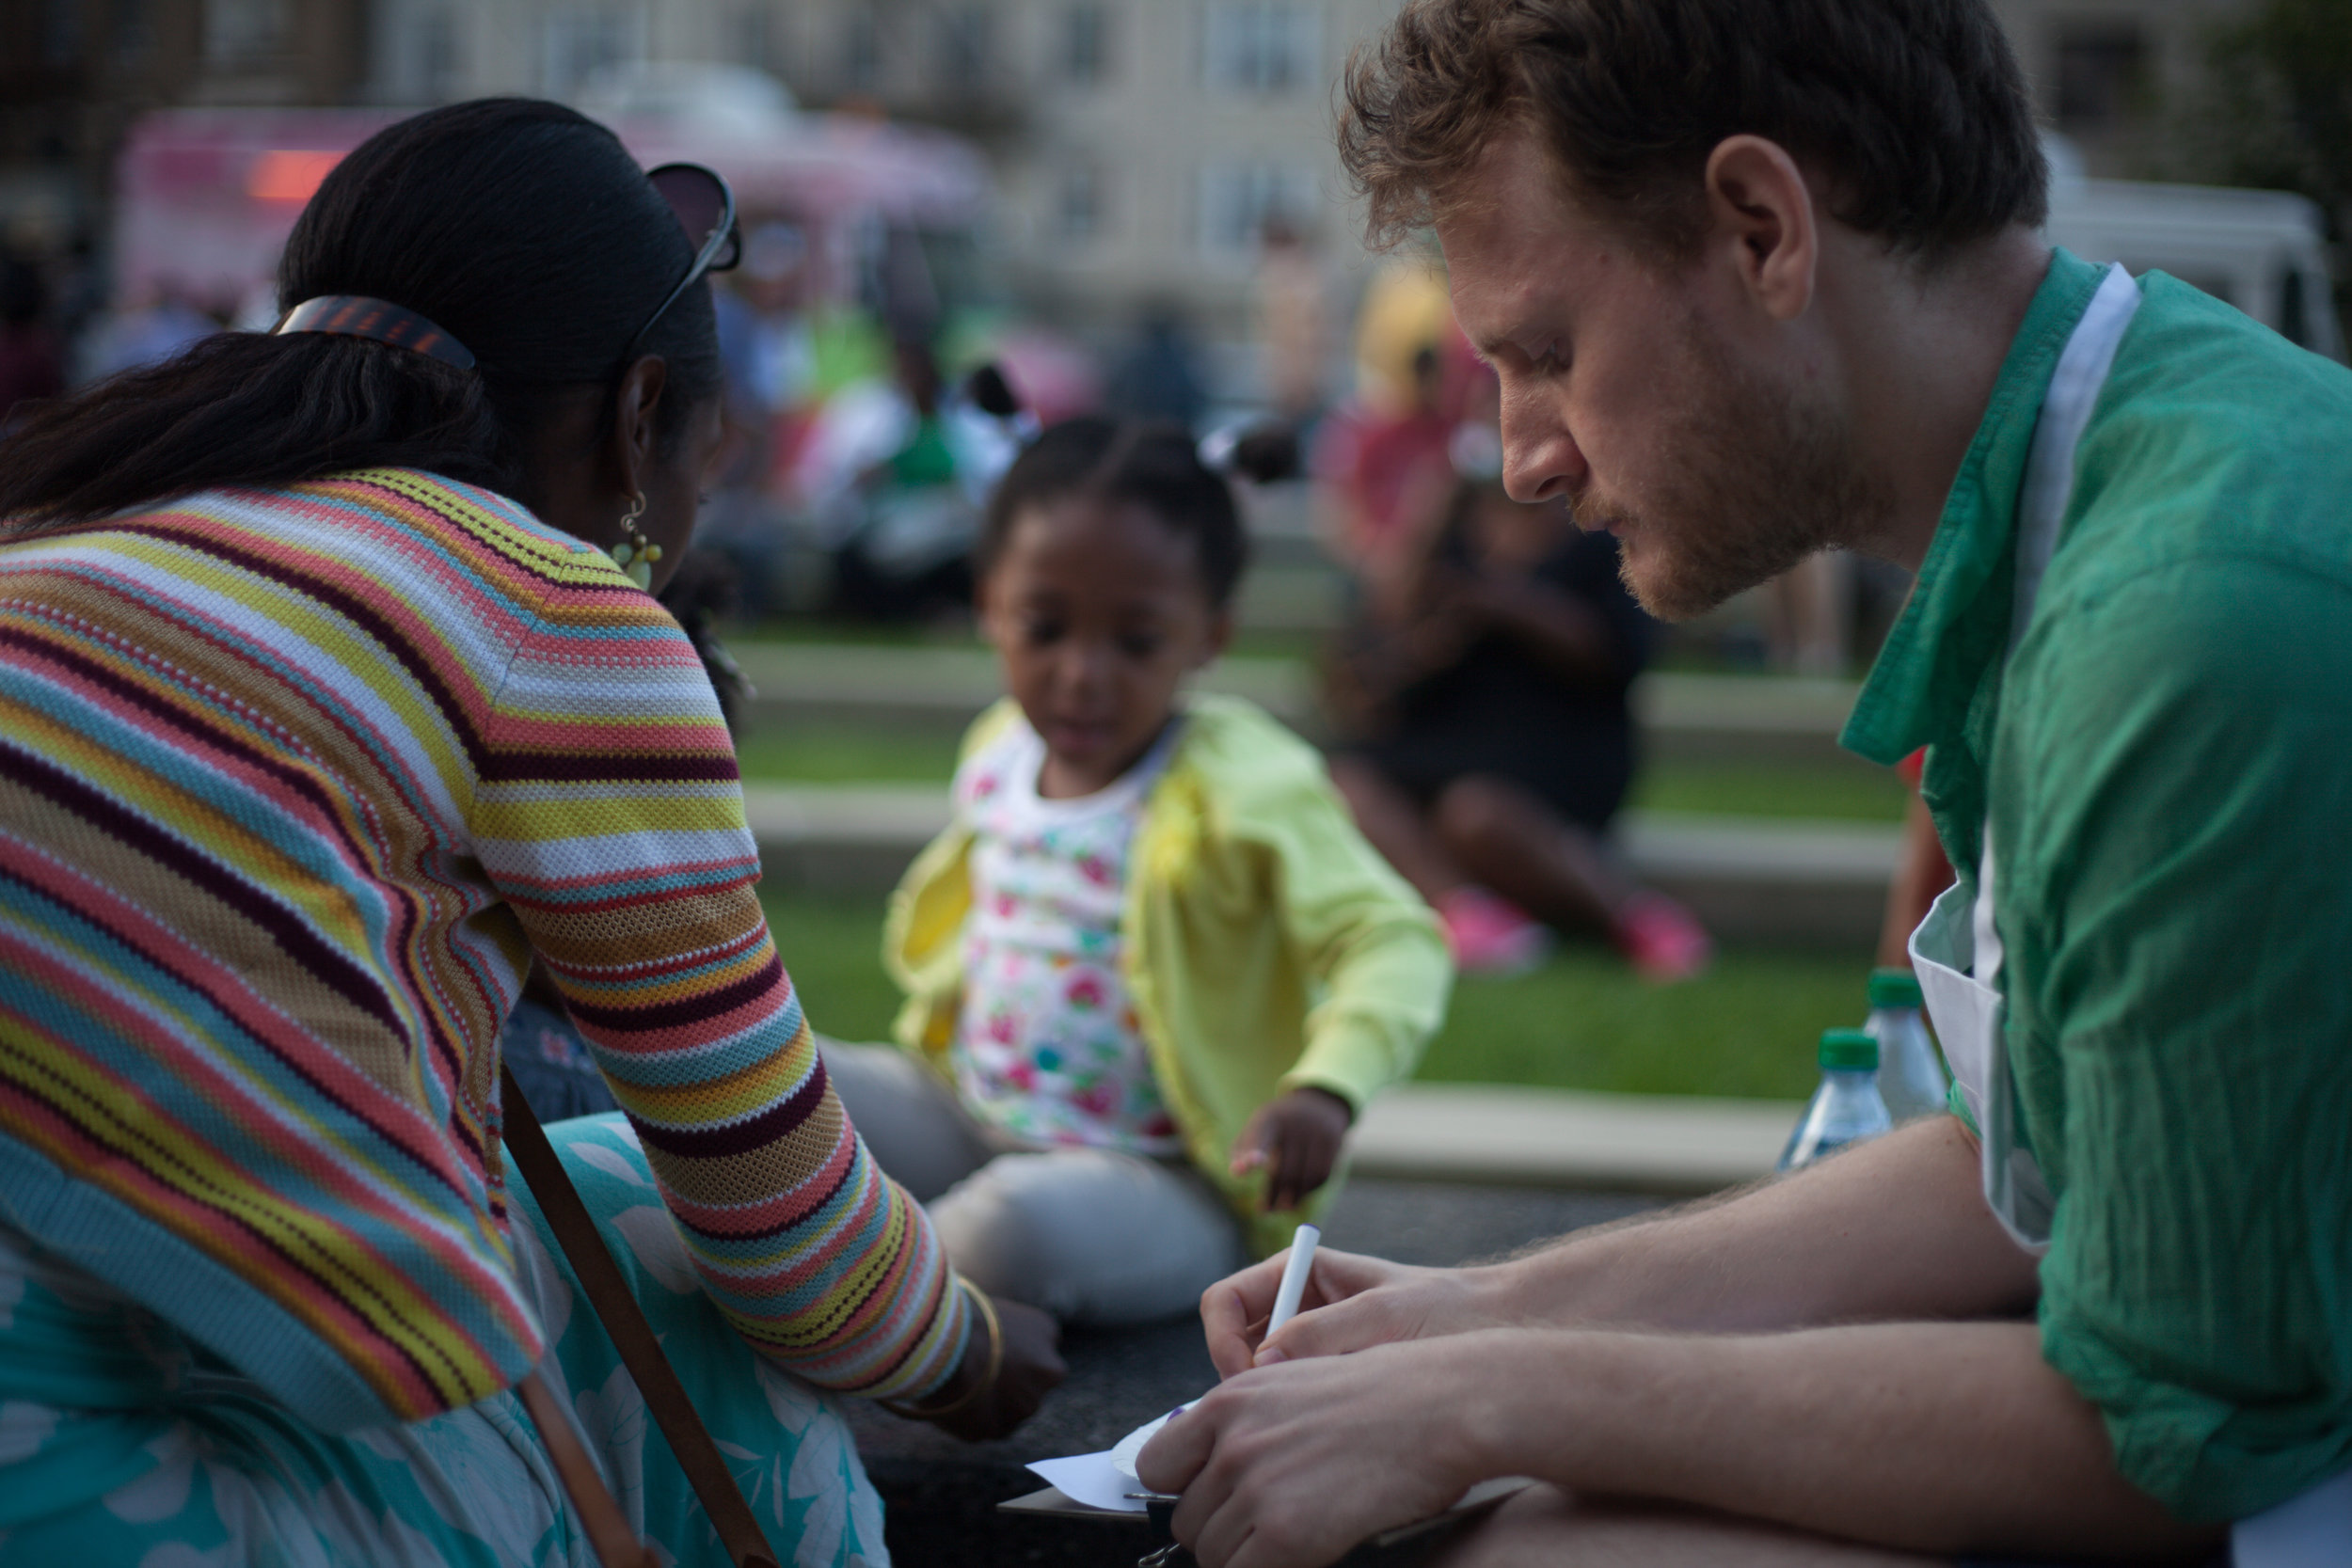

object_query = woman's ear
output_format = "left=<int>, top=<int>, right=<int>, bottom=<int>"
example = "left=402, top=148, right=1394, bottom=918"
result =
left=608, top=354, right=670, bottom=499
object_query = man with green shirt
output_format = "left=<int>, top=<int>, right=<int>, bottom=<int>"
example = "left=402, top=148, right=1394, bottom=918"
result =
left=1134, top=2, right=2351, bottom=1563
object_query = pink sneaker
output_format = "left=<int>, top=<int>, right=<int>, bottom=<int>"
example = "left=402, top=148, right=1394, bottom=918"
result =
left=1613, top=892, right=1713, bottom=982
left=1438, top=887, right=1552, bottom=975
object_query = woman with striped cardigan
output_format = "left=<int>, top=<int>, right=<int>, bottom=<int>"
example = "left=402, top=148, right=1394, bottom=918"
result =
left=0, top=99, right=1058, bottom=1565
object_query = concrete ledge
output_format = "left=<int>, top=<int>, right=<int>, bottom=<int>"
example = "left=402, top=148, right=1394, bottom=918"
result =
left=726, top=643, right=1866, bottom=763
left=1351, top=1083, right=1800, bottom=1195
left=741, top=784, right=1897, bottom=948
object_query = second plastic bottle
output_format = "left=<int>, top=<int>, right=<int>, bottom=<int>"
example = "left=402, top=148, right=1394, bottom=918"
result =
left=1778, top=1028, right=1895, bottom=1172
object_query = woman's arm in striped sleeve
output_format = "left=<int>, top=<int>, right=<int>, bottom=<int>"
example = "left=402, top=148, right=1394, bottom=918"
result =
left=467, top=576, right=967, bottom=1400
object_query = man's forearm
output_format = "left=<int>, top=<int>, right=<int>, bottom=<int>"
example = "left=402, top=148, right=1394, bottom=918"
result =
left=1461, top=1321, right=2218, bottom=1561
left=1491, top=1118, right=2041, bottom=1331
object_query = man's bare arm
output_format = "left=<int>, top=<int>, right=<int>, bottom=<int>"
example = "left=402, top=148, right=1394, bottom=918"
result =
left=1145, top=1320, right=2220, bottom=1568
left=1206, top=1117, right=2040, bottom=1376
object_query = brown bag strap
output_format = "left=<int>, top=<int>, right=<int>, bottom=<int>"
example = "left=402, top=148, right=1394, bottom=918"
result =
left=501, top=1065, right=783, bottom=1568
left=514, top=1368, right=658, bottom=1568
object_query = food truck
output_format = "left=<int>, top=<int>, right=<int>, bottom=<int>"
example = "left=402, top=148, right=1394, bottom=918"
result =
left=109, top=71, right=994, bottom=330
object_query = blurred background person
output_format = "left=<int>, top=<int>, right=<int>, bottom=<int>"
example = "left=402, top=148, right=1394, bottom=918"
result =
left=1311, top=259, right=1468, bottom=610
left=1105, top=300, right=1208, bottom=431
left=1325, top=470, right=1712, bottom=981
left=1763, top=548, right=1856, bottom=675
left=72, top=277, right=215, bottom=383
left=0, top=253, right=65, bottom=432
left=1254, top=213, right=1329, bottom=427
left=1318, top=342, right=1459, bottom=607
left=1878, top=748, right=1956, bottom=969
left=698, top=220, right=816, bottom=622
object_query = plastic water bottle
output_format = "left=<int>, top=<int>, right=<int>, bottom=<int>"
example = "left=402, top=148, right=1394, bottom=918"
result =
left=1864, top=966, right=1948, bottom=1123
left=1777, top=1029, right=1895, bottom=1172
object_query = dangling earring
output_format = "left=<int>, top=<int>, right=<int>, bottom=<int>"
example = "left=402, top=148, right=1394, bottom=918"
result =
left=609, top=493, right=660, bottom=590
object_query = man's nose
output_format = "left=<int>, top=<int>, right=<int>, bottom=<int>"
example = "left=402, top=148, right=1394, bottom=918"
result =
left=1500, top=387, right=1586, bottom=505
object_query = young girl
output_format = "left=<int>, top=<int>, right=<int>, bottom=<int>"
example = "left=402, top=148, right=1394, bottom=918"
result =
left=824, top=419, right=1452, bottom=1324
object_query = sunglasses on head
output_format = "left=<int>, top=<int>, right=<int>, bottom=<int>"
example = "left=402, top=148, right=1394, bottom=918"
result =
left=628, top=162, right=741, bottom=359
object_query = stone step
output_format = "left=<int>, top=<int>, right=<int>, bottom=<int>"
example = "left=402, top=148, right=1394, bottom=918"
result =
left=724, top=642, right=1866, bottom=764
left=1350, top=1083, right=1801, bottom=1195
left=742, top=784, right=1897, bottom=949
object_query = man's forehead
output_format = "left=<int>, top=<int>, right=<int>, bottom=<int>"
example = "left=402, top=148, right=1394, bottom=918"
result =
left=1438, top=135, right=1610, bottom=332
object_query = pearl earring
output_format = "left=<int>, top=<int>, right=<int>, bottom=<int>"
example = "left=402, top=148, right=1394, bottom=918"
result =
left=609, top=493, right=661, bottom=590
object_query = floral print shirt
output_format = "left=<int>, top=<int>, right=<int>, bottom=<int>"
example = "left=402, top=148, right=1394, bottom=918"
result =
left=951, top=717, right=1184, bottom=1153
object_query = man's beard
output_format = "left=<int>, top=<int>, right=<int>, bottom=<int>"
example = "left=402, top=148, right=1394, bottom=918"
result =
left=1578, top=323, right=1891, bottom=623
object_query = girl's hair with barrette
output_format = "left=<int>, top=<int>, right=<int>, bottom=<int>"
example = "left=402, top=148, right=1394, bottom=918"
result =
left=977, top=416, right=1295, bottom=610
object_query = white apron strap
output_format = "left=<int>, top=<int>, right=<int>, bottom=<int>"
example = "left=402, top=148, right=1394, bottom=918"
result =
left=1917, top=261, right=2140, bottom=1256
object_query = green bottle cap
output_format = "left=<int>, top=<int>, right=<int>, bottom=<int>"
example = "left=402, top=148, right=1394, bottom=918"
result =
left=1867, top=967, right=1924, bottom=1010
left=1819, top=1028, right=1880, bottom=1071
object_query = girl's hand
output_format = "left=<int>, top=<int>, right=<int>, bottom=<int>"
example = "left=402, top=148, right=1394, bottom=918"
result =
left=1229, top=1087, right=1353, bottom=1212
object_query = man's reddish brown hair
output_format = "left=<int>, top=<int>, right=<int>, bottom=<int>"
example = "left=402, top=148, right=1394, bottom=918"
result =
left=1339, top=0, right=2047, bottom=262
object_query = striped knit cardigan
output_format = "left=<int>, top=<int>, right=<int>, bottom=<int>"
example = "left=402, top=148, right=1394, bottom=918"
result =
left=0, top=468, right=967, bottom=1431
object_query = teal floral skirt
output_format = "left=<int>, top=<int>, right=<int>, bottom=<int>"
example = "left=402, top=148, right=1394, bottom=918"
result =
left=0, top=1113, right=888, bottom=1566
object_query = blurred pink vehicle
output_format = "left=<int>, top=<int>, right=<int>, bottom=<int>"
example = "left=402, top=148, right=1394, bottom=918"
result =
left=112, top=90, right=993, bottom=323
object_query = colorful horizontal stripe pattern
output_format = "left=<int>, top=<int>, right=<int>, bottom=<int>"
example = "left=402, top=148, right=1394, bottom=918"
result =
left=0, top=468, right=966, bottom=1431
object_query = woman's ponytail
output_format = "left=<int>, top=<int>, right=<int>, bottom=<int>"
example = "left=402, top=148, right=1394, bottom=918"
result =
left=0, top=329, right=504, bottom=530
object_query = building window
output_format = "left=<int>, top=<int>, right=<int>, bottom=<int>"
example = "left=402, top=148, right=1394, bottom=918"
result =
left=1062, top=3, right=1107, bottom=85
left=1204, top=2, right=1320, bottom=96
left=2054, top=23, right=2146, bottom=131
left=204, top=0, right=292, bottom=63
left=736, top=4, right=773, bottom=73
left=389, top=8, right=461, bottom=101
left=542, top=8, right=641, bottom=97
left=1057, top=165, right=1104, bottom=241
left=112, top=0, right=153, bottom=65
left=843, top=9, right=881, bottom=91
left=937, top=6, right=991, bottom=87
left=1198, top=161, right=1316, bottom=256
left=42, top=0, right=82, bottom=68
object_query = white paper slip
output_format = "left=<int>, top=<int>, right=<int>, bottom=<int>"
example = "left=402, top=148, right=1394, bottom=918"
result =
left=1024, top=1399, right=1204, bottom=1514
left=1024, top=1450, right=1147, bottom=1513
left=1110, top=1407, right=1184, bottom=1481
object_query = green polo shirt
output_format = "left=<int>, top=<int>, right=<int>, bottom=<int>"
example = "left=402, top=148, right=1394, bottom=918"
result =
left=1843, top=246, right=2352, bottom=1522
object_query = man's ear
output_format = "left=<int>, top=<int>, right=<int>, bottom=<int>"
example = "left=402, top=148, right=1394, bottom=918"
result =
left=1702, top=135, right=1820, bottom=324
left=609, top=354, right=670, bottom=499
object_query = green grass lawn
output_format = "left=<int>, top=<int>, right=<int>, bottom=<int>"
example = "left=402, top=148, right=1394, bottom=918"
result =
left=1627, top=755, right=1906, bottom=821
left=765, top=887, right=1855, bottom=1101
left=731, top=725, right=962, bottom=784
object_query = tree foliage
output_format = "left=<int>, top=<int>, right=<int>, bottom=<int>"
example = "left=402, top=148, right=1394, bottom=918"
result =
left=2183, top=0, right=2352, bottom=236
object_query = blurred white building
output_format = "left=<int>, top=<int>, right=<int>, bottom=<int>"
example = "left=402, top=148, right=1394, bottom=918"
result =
left=356, top=0, right=2256, bottom=373
left=366, top=1, right=1408, bottom=355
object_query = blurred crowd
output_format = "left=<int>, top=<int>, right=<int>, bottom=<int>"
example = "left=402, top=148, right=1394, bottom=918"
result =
left=1, top=208, right=1736, bottom=978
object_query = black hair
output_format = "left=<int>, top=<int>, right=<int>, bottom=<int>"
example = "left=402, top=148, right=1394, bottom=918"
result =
left=0, top=99, right=720, bottom=530
left=977, top=418, right=1295, bottom=612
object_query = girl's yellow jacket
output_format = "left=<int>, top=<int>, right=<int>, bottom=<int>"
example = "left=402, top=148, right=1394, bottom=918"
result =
left=882, top=694, right=1454, bottom=1257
